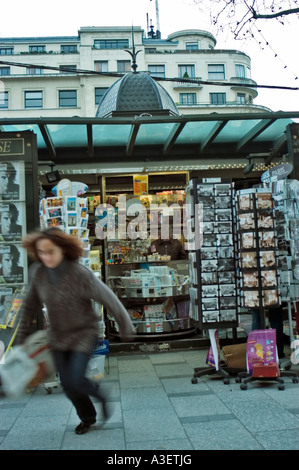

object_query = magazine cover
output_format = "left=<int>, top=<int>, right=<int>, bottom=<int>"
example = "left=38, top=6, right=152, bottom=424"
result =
left=0, top=243, right=26, bottom=284
left=0, top=160, right=25, bottom=202
left=0, top=202, right=26, bottom=242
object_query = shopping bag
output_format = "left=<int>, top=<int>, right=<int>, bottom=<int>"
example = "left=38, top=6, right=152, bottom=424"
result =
left=0, top=346, right=38, bottom=398
left=0, top=330, right=56, bottom=397
left=23, top=330, right=56, bottom=387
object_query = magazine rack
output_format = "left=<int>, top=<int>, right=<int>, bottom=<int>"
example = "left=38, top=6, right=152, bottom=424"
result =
left=0, top=130, right=39, bottom=358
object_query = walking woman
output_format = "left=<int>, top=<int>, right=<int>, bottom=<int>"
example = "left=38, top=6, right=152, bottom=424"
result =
left=16, top=228, right=135, bottom=434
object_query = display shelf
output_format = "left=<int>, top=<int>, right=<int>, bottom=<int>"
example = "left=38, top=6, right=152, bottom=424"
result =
left=105, top=259, right=191, bottom=336
left=186, top=178, right=239, bottom=329
left=0, top=130, right=39, bottom=355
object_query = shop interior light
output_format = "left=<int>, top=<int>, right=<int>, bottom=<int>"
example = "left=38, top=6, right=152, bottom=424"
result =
left=45, top=170, right=61, bottom=184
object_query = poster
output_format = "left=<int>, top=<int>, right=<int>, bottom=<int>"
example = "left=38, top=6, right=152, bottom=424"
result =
left=133, top=174, right=148, bottom=195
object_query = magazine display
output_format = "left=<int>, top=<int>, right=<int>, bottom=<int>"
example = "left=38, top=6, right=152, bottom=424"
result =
left=236, top=188, right=279, bottom=309
left=40, top=194, right=91, bottom=269
left=186, top=178, right=238, bottom=328
left=0, top=160, right=27, bottom=330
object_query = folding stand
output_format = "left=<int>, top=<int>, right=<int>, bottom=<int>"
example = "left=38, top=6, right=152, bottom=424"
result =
left=192, top=361, right=244, bottom=385
left=236, top=365, right=298, bottom=390
left=236, top=328, right=298, bottom=390
left=191, top=329, right=245, bottom=385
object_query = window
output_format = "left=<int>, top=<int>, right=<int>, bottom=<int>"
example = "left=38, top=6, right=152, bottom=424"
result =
left=61, top=45, right=78, bottom=54
left=95, top=87, right=108, bottom=105
left=117, top=60, right=131, bottom=73
left=94, top=61, right=108, bottom=73
left=26, top=67, right=44, bottom=75
left=29, top=45, right=46, bottom=53
left=208, top=64, right=225, bottom=80
left=25, top=91, right=43, bottom=108
left=94, top=39, right=129, bottom=49
left=237, top=93, right=246, bottom=104
left=186, top=42, right=198, bottom=50
left=0, top=91, right=8, bottom=108
left=148, top=65, right=165, bottom=78
left=0, top=67, right=10, bottom=76
left=179, top=93, right=197, bottom=105
left=59, top=90, right=77, bottom=108
left=0, top=47, right=13, bottom=55
left=236, top=64, right=245, bottom=78
left=59, top=65, right=77, bottom=73
left=210, top=93, right=226, bottom=105
left=178, top=64, right=195, bottom=78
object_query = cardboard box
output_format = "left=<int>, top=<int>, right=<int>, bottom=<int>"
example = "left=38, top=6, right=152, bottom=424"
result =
left=223, top=343, right=247, bottom=369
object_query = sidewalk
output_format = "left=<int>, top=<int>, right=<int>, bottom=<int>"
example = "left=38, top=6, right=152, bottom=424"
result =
left=0, top=348, right=298, bottom=451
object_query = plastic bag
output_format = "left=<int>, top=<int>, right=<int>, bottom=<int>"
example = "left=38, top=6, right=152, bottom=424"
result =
left=0, top=346, right=38, bottom=398
left=0, top=330, right=55, bottom=397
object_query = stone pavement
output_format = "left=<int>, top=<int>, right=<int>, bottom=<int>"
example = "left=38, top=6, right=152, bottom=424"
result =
left=0, top=348, right=298, bottom=451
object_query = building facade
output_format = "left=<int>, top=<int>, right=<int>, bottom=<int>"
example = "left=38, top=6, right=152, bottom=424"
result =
left=0, top=26, right=270, bottom=118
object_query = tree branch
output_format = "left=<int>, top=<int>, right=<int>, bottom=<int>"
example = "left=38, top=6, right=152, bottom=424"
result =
left=251, top=7, right=299, bottom=19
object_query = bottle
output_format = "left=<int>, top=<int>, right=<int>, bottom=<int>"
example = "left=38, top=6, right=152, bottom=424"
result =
left=98, top=319, right=106, bottom=340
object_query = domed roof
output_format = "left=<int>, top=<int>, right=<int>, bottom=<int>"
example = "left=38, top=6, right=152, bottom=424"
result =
left=96, top=71, right=180, bottom=118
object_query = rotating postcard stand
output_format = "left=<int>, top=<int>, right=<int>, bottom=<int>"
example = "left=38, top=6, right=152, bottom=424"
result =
left=186, top=179, right=241, bottom=385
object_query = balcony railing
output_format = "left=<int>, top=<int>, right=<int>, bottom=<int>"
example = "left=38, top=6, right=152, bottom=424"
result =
left=173, top=77, right=203, bottom=89
left=176, top=100, right=262, bottom=107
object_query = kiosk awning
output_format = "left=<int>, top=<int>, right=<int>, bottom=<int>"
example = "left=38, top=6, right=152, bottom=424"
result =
left=1, top=111, right=299, bottom=170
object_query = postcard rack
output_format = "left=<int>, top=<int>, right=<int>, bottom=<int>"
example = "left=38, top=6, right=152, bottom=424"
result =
left=235, top=188, right=280, bottom=327
left=186, top=178, right=239, bottom=331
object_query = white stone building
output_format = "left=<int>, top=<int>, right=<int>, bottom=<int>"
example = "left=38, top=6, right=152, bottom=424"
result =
left=0, top=26, right=270, bottom=118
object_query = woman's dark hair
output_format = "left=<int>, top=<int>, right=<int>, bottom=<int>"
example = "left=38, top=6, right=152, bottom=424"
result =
left=22, top=227, right=83, bottom=261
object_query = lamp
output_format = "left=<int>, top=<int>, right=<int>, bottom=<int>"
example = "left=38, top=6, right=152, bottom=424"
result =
left=45, top=169, right=61, bottom=184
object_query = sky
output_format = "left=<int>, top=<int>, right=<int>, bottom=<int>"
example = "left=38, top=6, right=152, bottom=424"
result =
left=1, top=0, right=299, bottom=112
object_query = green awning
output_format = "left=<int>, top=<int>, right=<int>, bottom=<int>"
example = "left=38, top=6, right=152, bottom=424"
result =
left=1, top=111, right=298, bottom=169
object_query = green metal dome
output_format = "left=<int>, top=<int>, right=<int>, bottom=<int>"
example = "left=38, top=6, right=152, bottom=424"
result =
left=96, top=71, right=180, bottom=118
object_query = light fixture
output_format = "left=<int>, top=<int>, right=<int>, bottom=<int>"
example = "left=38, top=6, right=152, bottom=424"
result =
left=45, top=170, right=61, bottom=184
left=44, top=161, right=61, bottom=184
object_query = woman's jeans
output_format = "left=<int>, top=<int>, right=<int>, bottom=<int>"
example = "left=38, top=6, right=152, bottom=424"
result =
left=53, top=349, right=105, bottom=424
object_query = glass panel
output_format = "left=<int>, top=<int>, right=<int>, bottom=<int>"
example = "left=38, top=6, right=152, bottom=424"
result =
left=47, top=125, right=87, bottom=147
left=93, top=124, right=132, bottom=146
left=135, top=123, right=175, bottom=145
left=254, top=119, right=293, bottom=141
left=177, top=121, right=220, bottom=144
left=213, top=119, right=261, bottom=143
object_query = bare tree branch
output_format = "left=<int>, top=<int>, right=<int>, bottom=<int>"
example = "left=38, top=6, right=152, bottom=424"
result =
left=193, top=0, right=299, bottom=38
left=251, top=7, right=299, bottom=19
